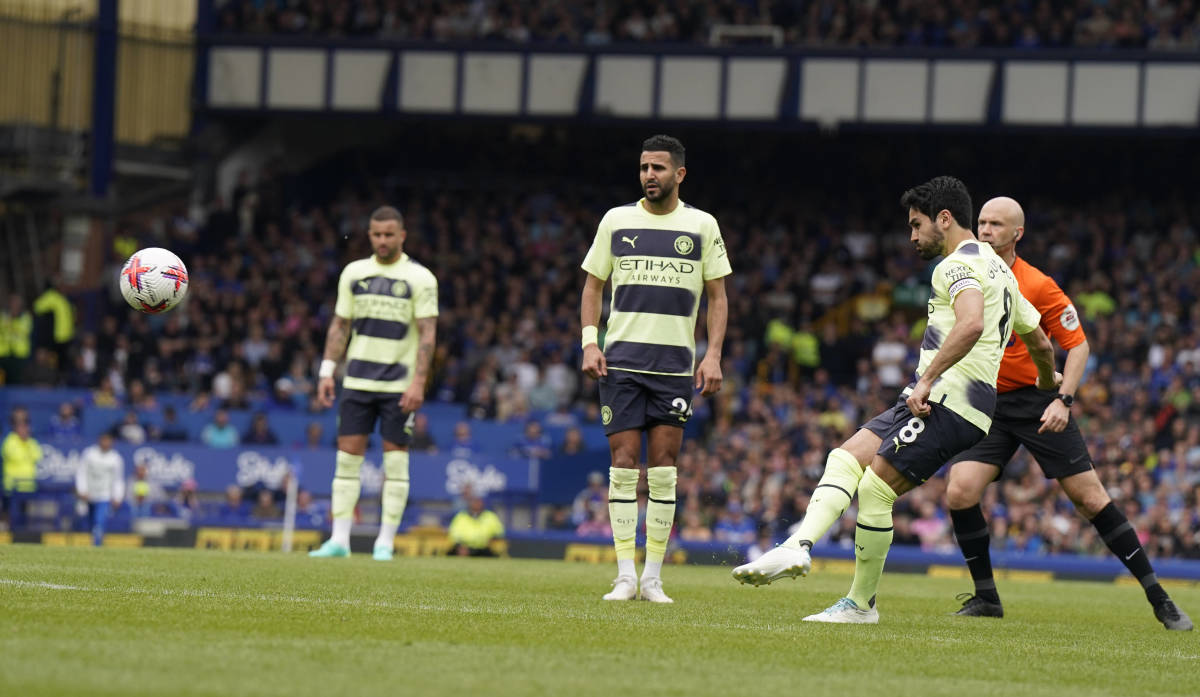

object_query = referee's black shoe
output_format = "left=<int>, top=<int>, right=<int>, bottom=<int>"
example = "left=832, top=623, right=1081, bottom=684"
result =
left=953, top=593, right=1004, bottom=618
left=1153, top=599, right=1193, bottom=631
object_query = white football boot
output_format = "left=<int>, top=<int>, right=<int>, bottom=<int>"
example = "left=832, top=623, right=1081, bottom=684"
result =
left=731, top=545, right=812, bottom=586
left=639, top=577, right=674, bottom=604
left=602, top=575, right=638, bottom=601
left=803, top=597, right=879, bottom=624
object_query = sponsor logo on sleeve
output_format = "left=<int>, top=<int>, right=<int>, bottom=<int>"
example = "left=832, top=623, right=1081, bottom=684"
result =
left=1060, top=304, right=1080, bottom=331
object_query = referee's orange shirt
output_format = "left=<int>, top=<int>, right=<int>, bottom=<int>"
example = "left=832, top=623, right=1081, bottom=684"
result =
left=997, top=256, right=1087, bottom=393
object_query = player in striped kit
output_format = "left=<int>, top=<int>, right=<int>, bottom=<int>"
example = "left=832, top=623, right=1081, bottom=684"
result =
left=580, top=135, right=731, bottom=603
left=309, top=206, right=438, bottom=561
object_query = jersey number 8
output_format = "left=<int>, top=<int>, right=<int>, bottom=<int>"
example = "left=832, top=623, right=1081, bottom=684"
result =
left=897, top=417, right=925, bottom=444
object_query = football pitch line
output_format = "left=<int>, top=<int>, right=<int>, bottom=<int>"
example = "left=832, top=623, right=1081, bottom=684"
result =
left=0, top=575, right=925, bottom=639
left=4, top=548, right=1199, bottom=697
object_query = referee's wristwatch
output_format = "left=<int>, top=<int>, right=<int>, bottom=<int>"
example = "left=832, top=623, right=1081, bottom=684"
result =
left=1055, top=393, right=1075, bottom=407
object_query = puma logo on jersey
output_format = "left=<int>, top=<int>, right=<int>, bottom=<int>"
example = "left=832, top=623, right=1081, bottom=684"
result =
left=358, top=280, right=369, bottom=290
left=893, top=437, right=907, bottom=453
left=621, top=235, right=638, bottom=248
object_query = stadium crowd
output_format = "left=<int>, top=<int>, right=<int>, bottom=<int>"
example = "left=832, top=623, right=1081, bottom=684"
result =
left=1, top=131, right=1199, bottom=560
left=212, top=0, right=1200, bottom=50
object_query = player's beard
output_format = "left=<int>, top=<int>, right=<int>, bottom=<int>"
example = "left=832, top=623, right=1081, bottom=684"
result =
left=915, top=231, right=944, bottom=259
left=375, top=246, right=398, bottom=262
left=643, top=180, right=674, bottom=202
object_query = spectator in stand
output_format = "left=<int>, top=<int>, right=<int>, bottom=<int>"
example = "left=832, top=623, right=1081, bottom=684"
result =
left=297, top=421, right=327, bottom=450
left=91, top=376, right=119, bottom=408
left=560, top=426, right=586, bottom=455
left=511, top=419, right=552, bottom=461
left=202, top=409, right=240, bottom=448
left=409, top=413, right=438, bottom=453
left=251, top=488, right=282, bottom=520
left=679, top=510, right=714, bottom=543
left=746, top=529, right=776, bottom=563
left=75, top=432, right=124, bottom=546
left=571, top=470, right=608, bottom=526
left=243, top=412, right=280, bottom=445
left=154, top=405, right=190, bottom=442
left=48, top=402, right=83, bottom=447
left=218, top=484, right=249, bottom=520
left=575, top=501, right=612, bottom=538
left=25, top=348, right=59, bottom=387
left=449, top=421, right=478, bottom=459
left=714, top=501, right=757, bottom=545
left=171, top=479, right=200, bottom=520
left=294, top=489, right=330, bottom=529
left=544, top=504, right=575, bottom=531
left=448, top=491, right=505, bottom=556
left=110, top=410, right=148, bottom=446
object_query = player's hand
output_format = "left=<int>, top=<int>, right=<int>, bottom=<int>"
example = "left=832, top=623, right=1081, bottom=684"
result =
left=317, top=377, right=336, bottom=408
left=1038, top=397, right=1070, bottom=434
left=111, top=500, right=121, bottom=509
left=581, top=344, right=607, bottom=379
left=906, top=380, right=933, bottom=418
left=1036, top=370, right=1063, bottom=391
left=695, top=355, right=723, bottom=396
left=400, top=382, right=425, bottom=413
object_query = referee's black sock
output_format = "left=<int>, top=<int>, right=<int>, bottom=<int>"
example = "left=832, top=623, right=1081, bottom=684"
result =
left=950, top=504, right=1000, bottom=603
left=1089, top=502, right=1168, bottom=605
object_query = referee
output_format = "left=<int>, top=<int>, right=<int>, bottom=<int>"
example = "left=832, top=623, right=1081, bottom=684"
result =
left=946, top=196, right=1191, bottom=631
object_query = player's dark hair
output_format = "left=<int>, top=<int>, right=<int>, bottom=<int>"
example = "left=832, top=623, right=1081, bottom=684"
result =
left=900, top=176, right=972, bottom=229
left=642, top=134, right=685, bottom=167
left=370, top=206, right=404, bottom=227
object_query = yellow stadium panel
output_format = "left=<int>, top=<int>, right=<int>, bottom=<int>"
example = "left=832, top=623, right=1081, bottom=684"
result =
left=564, top=544, right=605, bottom=563
left=102, top=534, right=143, bottom=548
left=43, top=532, right=93, bottom=546
left=195, top=527, right=234, bottom=550
left=998, top=569, right=1054, bottom=583
left=286, top=530, right=321, bottom=552
left=927, top=565, right=971, bottom=579
left=233, top=529, right=272, bottom=551
left=393, top=535, right=423, bottom=557
left=812, top=558, right=856, bottom=575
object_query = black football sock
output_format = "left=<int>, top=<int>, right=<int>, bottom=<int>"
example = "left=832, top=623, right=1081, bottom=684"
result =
left=1089, top=502, right=1168, bottom=605
left=951, top=504, right=999, bottom=603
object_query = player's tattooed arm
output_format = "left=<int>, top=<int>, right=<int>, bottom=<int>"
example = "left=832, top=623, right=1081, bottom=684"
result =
left=411, top=317, right=438, bottom=387
left=323, top=315, right=352, bottom=361
left=400, top=317, right=437, bottom=413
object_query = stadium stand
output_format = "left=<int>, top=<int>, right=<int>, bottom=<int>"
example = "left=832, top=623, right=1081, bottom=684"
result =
left=212, top=0, right=1200, bottom=50
left=2, top=126, right=1197, bottom=561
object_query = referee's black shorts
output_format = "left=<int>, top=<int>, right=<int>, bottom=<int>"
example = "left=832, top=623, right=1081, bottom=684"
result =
left=946, top=386, right=1093, bottom=479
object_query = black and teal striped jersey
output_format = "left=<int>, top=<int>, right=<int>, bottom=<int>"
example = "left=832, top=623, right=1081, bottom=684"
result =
left=582, top=199, right=732, bottom=377
left=334, top=253, right=438, bottom=393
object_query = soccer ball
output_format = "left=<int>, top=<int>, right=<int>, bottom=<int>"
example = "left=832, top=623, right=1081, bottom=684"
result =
left=119, top=247, right=189, bottom=314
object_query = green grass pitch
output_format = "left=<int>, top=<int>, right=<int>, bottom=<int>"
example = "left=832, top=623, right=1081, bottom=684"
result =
left=1, top=545, right=1196, bottom=697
